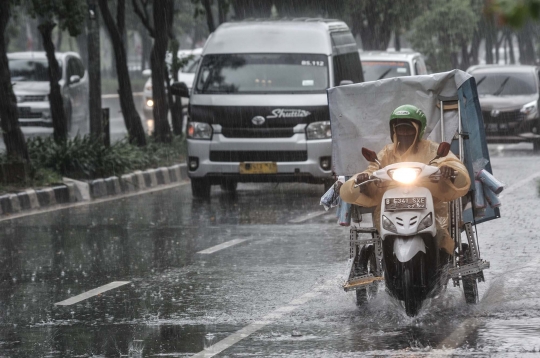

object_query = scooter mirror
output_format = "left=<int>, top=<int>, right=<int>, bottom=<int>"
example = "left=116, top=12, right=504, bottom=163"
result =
left=437, top=142, right=451, bottom=157
left=362, top=147, right=378, bottom=163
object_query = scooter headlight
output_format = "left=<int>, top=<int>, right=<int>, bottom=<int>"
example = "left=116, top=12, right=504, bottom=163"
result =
left=388, top=167, right=421, bottom=184
left=416, top=213, right=433, bottom=232
left=382, top=215, right=398, bottom=233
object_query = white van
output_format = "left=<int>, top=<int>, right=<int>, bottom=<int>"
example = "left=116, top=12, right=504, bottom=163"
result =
left=180, top=19, right=363, bottom=198
left=360, top=51, right=428, bottom=81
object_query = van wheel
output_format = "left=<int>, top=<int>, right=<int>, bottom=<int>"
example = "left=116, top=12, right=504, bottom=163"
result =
left=220, top=179, right=237, bottom=193
left=191, top=178, right=210, bottom=199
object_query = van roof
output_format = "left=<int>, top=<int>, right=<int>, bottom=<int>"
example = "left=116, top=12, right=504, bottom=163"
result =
left=203, top=19, right=351, bottom=55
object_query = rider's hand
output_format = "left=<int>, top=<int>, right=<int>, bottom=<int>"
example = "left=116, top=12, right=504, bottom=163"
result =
left=439, top=165, right=454, bottom=180
left=354, top=173, right=370, bottom=185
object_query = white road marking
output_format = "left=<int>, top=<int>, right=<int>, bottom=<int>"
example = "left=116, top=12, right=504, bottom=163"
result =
left=197, top=239, right=248, bottom=254
left=0, top=181, right=188, bottom=223
left=191, top=281, right=332, bottom=358
left=101, top=92, right=143, bottom=99
left=289, top=211, right=328, bottom=223
left=55, top=281, right=131, bottom=306
left=499, top=170, right=540, bottom=199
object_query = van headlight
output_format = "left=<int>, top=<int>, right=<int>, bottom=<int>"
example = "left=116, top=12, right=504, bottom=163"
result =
left=187, top=122, right=212, bottom=140
left=306, top=121, right=331, bottom=139
left=520, top=100, right=538, bottom=120
left=388, top=167, right=421, bottom=184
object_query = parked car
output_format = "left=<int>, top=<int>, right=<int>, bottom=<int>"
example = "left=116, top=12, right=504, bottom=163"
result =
left=141, top=48, right=202, bottom=131
left=359, top=51, right=428, bottom=81
left=467, top=65, right=540, bottom=150
left=8, top=52, right=89, bottom=131
left=176, top=19, right=363, bottom=198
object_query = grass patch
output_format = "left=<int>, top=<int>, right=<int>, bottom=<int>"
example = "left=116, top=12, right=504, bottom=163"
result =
left=0, top=135, right=186, bottom=194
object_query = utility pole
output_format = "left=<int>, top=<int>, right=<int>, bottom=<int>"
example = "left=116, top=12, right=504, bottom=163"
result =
left=87, top=0, right=103, bottom=139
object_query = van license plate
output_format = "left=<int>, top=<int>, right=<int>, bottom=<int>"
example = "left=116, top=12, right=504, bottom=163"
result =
left=239, top=162, right=277, bottom=174
left=385, top=197, right=426, bottom=211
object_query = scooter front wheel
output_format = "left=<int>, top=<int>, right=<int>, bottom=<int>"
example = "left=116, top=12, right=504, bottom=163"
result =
left=403, top=267, right=422, bottom=317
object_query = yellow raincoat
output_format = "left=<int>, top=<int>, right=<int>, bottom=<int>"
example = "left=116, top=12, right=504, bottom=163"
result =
left=340, top=136, right=471, bottom=254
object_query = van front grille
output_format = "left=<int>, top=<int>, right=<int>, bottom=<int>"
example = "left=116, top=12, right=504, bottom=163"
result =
left=210, top=151, right=307, bottom=162
left=221, top=128, right=295, bottom=138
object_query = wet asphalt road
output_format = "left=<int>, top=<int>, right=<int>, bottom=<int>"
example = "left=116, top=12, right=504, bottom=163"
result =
left=0, top=144, right=540, bottom=357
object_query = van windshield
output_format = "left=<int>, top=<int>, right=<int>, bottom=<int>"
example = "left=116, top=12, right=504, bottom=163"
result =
left=9, top=58, right=62, bottom=82
left=362, top=61, right=411, bottom=81
left=195, top=54, right=328, bottom=94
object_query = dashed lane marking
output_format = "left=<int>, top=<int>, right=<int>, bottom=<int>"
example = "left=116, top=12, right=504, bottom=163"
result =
left=191, top=280, right=334, bottom=357
left=289, top=210, right=328, bottom=223
left=55, top=281, right=131, bottom=306
left=197, top=239, right=248, bottom=254
left=499, top=170, right=540, bottom=199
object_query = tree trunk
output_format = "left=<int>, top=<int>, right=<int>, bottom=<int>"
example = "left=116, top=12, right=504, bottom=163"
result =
left=394, top=29, right=401, bottom=51
left=0, top=1, right=29, bottom=162
left=469, top=29, right=481, bottom=66
left=460, top=41, right=470, bottom=70
left=218, top=0, right=227, bottom=24
left=38, top=21, right=68, bottom=143
left=507, top=32, right=516, bottom=64
left=99, top=0, right=146, bottom=146
left=87, top=0, right=102, bottom=139
left=202, top=0, right=215, bottom=33
left=150, top=0, right=172, bottom=142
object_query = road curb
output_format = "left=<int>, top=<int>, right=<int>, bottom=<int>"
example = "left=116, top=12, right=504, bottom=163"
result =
left=0, top=163, right=187, bottom=216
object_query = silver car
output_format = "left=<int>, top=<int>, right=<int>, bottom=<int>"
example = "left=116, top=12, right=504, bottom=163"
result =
left=8, top=52, right=89, bottom=131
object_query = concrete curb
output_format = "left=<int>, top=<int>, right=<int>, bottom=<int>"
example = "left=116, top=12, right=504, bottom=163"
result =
left=0, top=163, right=188, bottom=215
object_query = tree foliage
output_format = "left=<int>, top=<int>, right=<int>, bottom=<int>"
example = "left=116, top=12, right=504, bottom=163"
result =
left=410, top=0, right=480, bottom=71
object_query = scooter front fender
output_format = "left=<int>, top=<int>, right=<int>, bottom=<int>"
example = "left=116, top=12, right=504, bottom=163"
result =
left=393, top=235, right=426, bottom=263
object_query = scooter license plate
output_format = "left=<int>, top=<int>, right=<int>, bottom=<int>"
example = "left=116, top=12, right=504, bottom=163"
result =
left=239, top=162, right=277, bottom=174
left=385, top=197, right=426, bottom=211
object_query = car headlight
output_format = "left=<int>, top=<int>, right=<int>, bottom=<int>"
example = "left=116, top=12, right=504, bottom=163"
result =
left=145, top=84, right=153, bottom=91
left=306, top=121, right=331, bottom=140
left=146, top=98, right=154, bottom=107
left=416, top=213, right=433, bottom=232
left=187, top=122, right=212, bottom=140
left=388, top=167, right=421, bottom=184
left=382, top=215, right=398, bottom=233
left=520, top=100, right=538, bottom=120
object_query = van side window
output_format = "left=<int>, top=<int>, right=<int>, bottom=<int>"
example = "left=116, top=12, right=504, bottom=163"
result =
left=333, top=53, right=364, bottom=85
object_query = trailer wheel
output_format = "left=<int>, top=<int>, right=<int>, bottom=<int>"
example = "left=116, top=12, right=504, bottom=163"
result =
left=191, top=178, right=211, bottom=199
left=356, top=245, right=378, bottom=306
left=461, top=243, right=479, bottom=304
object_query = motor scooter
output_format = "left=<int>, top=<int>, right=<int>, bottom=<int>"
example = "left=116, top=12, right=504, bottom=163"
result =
left=343, top=143, right=490, bottom=316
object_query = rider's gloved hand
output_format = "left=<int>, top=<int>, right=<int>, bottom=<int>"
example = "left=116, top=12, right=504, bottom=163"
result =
left=439, top=165, right=455, bottom=180
left=354, top=173, right=370, bottom=185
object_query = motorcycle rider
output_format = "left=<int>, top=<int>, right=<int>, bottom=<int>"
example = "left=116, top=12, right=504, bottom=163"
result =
left=340, top=104, right=471, bottom=259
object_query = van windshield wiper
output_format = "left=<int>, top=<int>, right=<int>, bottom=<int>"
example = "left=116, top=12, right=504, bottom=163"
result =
left=475, top=76, right=486, bottom=87
left=377, top=68, right=392, bottom=80
left=492, top=76, right=510, bottom=96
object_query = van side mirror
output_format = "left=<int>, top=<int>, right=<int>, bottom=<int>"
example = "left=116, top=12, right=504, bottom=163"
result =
left=69, top=75, right=81, bottom=85
left=362, top=147, right=381, bottom=167
left=170, top=82, right=190, bottom=98
left=142, top=69, right=152, bottom=77
left=339, top=80, right=353, bottom=86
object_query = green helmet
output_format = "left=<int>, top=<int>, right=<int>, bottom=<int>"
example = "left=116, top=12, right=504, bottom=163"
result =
left=389, top=104, right=427, bottom=140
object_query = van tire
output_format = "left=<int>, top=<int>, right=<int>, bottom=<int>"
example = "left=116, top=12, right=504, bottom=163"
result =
left=191, top=178, right=211, bottom=199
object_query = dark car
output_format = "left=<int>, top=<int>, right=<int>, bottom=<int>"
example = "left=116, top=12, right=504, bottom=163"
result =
left=467, top=65, right=540, bottom=150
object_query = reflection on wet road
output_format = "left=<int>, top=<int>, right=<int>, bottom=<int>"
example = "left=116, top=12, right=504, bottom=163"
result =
left=0, top=146, right=539, bottom=356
